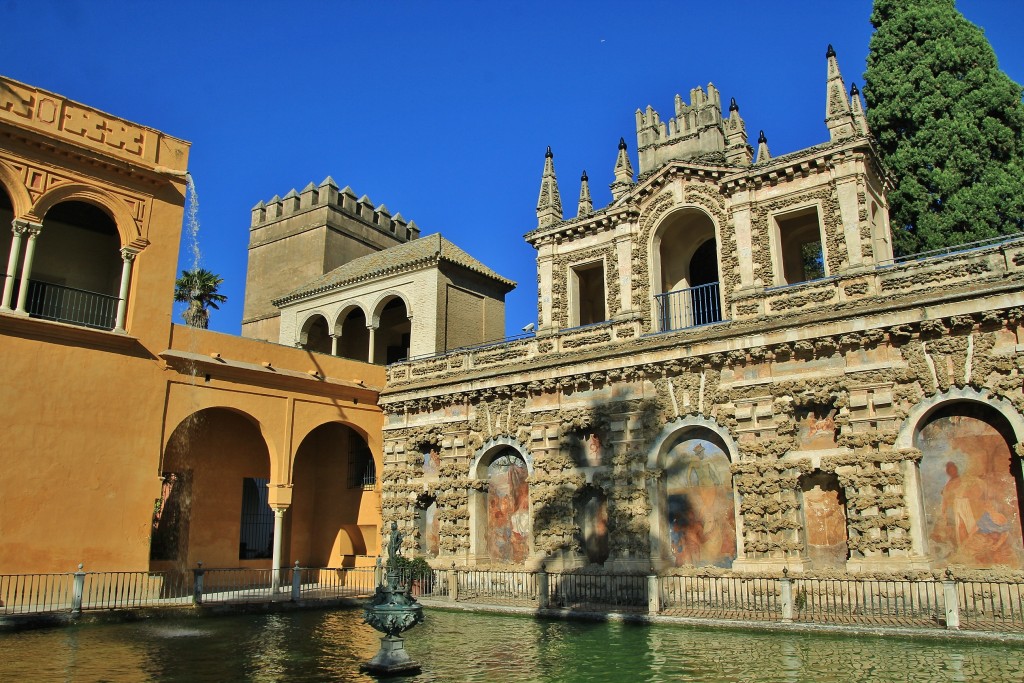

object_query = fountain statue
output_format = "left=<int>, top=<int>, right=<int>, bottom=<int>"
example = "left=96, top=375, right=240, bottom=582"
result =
left=360, top=522, right=425, bottom=675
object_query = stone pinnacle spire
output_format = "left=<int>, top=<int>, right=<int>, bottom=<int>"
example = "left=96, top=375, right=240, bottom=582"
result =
left=724, top=98, right=752, bottom=166
left=536, top=146, right=563, bottom=228
left=610, top=138, right=635, bottom=202
left=755, top=130, right=771, bottom=164
left=825, top=44, right=856, bottom=140
left=850, top=82, right=869, bottom=136
left=577, top=170, right=593, bottom=216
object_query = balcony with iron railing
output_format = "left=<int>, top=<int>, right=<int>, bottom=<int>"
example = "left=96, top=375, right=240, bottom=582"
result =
left=653, top=281, right=724, bottom=333
left=8, top=279, right=118, bottom=331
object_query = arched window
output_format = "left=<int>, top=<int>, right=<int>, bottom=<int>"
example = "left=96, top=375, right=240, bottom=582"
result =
left=915, top=403, right=1024, bottom=568
left=653, top=209, right=722, bottom=331
left=662, top=429, right=736, bottom=568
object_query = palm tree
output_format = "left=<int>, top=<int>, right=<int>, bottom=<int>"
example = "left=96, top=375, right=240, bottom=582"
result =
left=174, top=268, right=227, bottom=329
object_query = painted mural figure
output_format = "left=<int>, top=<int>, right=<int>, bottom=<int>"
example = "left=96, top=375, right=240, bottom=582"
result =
left=665, top=437, right=736, bottom=568
left=802, top=475, right=848, bottom=568
left=486, top=452, right=530, bottom=563
left=422, top=446, right=441, bottom=480
left=918, top=411, right=1024, bottom=569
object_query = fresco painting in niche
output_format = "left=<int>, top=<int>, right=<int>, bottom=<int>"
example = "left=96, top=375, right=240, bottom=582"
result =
left=576, top=487, right=609, bottom=564
left=421, top=445, right=441, bottom=481
left=796, top=405, right=838, bottom=450
left=419, top=498, right=439, bottom=557
left=486, top=451, right=530, bottom=563
left=801, top=473, right=848, bottom=568
left=916, top=408, right=1024, bottom=568
left=570, top=431, right=604, bottom=468
left=665, top=435, right=736, bottom=568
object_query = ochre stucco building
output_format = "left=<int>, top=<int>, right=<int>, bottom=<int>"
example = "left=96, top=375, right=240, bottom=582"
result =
left=0, top=76, right=384, bottom=578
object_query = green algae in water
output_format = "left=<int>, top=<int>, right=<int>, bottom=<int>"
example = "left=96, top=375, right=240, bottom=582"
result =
left=0, top=609, right=1021, bottom=682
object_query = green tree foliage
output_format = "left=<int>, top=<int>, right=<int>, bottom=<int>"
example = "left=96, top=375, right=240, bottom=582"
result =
left=174, top=268, right=227, bottom=329
left=864, top=0, right=1024, bottom=255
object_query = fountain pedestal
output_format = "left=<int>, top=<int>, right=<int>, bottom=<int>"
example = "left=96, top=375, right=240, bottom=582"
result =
left=361, top=523, right=424, bottom=676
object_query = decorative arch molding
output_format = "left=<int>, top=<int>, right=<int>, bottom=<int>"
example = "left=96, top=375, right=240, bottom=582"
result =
left=469, top=436, right=534, bottom=478
left=160, top=405, right=280, bottom=482
left=30, top=182, right=143, bottom=248
left=0, top=159, right=33, bottom=218
left=290, top=418, right=372, bottom=457
left=368, top=290, right=413, bottom=328
left=648, top=414, right=739, bottom=470
left=333, top=302, right=370, bottom=331
left=296, top=309, right=332, bottom=343
left=895, top=386, right=1024, bottom=451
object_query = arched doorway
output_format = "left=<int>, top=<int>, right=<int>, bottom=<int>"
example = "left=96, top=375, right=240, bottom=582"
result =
left=155, top=408, right=272, bottom=572
left=660, top=428, right=736, bottom=568
left=915, top=402, right=1024, bottom=568
left=290, top=423, right=374, bottom=567
left=653, top=209, right=721, bottom=331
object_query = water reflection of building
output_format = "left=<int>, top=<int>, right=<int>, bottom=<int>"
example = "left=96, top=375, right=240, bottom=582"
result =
left=379, top=49, right=1024, bottom=574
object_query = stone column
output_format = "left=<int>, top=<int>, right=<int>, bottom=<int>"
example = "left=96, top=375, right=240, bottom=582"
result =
left=271, top=506, right=287, bottom=591
left=330, top=334, right=339, bottom=356
left=113, top=248, right=138, bottom=333
left=367, top=324, right=377, bottom=364
left=1, top=220, right=29, bottom=312
left=13, top=222, right=42, bottom=315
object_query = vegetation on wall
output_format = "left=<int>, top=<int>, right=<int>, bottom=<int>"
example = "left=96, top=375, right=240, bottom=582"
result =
left=864, top=0, right=1024, bottom=255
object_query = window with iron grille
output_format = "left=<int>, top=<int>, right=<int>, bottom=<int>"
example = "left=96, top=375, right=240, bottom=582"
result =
left=239, top=477, right=274, bottom=559
left=349, top=445, right=376, bottom=489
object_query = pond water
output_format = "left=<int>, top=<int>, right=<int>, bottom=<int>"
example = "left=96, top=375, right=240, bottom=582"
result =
left=0, top=608, right=1021, bottom=682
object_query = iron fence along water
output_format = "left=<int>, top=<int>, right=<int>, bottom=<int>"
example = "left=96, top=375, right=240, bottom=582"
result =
left=548, top=572, right=648, bottom=612
left=791, top=577, right=944, bottom=627
left=2, top=566, right=1023, bottom=633
left=660, top=574, right=782, bottom=620
left=958, top=579, right=1024, bottom=632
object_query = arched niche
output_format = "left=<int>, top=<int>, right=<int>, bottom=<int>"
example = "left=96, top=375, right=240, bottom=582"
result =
left=907, top=396, right=1024, bottom=569
left=371, top=293, right=411, bottom=365
left=574, top=485, right=609, bottom=565
left=799, top=470, right=849, bottom=569
left=649, top=418, right=739, bottom=568
left=470, top=438, right=532, bottom=564
left=336, top=305, right=370, bottom=362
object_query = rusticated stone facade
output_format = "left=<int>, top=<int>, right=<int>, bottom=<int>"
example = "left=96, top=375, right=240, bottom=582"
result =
left=378, top=51, right=1024, bottom=575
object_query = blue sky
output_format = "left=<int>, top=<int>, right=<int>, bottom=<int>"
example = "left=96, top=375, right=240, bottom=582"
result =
left=3, top=1, right=1023, bottom=337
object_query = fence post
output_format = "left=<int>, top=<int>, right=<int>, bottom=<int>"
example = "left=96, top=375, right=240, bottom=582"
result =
left=71, top=563, right=86, bottom=614
left=291, top=561, right=302, bottom=601
left=192, top=561, right=205, bottom=605
left=943, top=570, right=960, bottom=630
left=537, top=563, right=549, bottom=610
left=448, top=563, right=459, bottom=602
left=780, top=568, right=793, bottom=623
left=647, top=573, right=660, bottom=616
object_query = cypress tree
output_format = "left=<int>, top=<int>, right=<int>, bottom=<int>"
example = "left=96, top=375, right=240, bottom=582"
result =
left=864, top=0, right=1024, bottom=255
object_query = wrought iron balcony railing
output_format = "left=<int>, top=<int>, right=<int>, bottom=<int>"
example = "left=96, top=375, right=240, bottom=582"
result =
left=14, top=279, right=118, bottom=330
left=654, top=281, right=724, bottom=332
